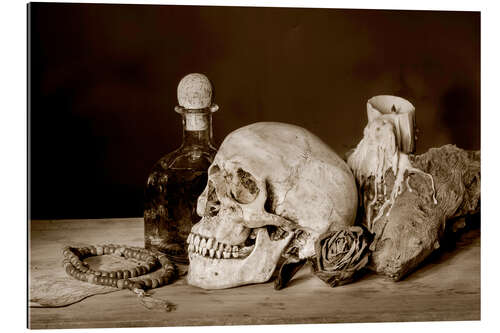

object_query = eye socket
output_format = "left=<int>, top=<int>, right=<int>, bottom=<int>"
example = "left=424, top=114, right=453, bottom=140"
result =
left=230, top=168, right=259, bottom=204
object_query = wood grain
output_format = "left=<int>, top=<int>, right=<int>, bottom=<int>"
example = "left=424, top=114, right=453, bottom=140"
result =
left=28, top=218, right=480, bottom=329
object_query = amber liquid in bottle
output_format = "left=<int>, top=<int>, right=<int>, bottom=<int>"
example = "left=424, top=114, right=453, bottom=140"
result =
left=144, top=107, right=217, bottom=264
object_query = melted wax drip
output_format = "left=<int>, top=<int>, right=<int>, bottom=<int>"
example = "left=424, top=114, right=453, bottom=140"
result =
left=348, top=125, right=437, bottom=231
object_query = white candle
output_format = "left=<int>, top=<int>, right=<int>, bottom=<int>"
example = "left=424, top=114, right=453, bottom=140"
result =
left=366, top=95, right=416, bottom=153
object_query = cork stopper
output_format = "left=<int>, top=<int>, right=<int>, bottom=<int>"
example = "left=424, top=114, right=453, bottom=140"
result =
left=177, top=73, right=214, bottom=109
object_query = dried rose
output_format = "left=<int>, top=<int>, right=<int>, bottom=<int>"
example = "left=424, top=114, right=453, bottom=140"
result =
left=311, top=226, right=371, bottom=287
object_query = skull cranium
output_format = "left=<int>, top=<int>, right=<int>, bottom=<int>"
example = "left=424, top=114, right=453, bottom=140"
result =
left=187, top=122, right=358, bottom=289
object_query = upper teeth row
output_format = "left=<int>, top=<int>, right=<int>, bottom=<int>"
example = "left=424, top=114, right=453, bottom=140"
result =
left=187, top=233, right=240, bottom=259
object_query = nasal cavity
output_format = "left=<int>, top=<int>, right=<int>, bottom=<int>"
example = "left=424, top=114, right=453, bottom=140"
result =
left=205, top=181, right=220, bottom=217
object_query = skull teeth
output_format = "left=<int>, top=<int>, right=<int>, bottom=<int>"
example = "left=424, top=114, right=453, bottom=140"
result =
left=187, top=233, right=249, bottom=259
left=207, top=238, right=214, bottom=249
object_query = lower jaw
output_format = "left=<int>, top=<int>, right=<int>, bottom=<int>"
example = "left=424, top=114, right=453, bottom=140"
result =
left=187, top=254, right=260, bottom=289
left=187, top=228, right=291, bottom=289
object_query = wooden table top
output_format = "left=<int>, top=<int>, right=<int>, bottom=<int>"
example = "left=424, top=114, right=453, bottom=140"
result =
left=28, top=218, right=480, bottom=329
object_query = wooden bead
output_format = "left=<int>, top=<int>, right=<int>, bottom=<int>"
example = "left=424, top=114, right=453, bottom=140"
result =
left=94, top=271, right=102, bottom=277
left=158, top=256, right=170, bottom=266
left=151, top=279, right=159, bottom=289
left=162, top=274, right=172, bottom=284
left=122, top=270, right=129, bottom=279
left=78, top=248, right=88, bottom=256
left=116, top=271, right=123, bottom=279
left=143, top=279, right=152, bottom=288
left=89, top=246, right=97, bottom=255
left=137, top=266, right=147, bottom=275
left=103, top=246, right=110, bottom=255
left=101, top=271, right=108, bottom=278
left=129, top=269, right=137, bottom=278
left=108, top=271, right=116, bottom=278
left=123, top=280, right=132, bottom=289
left=96, top=246, right=104, bottom=256
left=116, top=279, right=125, bottom=289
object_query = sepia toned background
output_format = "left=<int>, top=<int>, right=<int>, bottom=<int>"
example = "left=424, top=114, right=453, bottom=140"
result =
left=29, top=3, right=480, bottom=219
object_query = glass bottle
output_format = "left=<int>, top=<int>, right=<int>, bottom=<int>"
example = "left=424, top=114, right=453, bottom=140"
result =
left=144, top=73, right=218, bottom=264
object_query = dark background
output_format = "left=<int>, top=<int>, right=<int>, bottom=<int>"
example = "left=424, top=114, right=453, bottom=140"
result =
left=29, top=3, right=480, bottom=220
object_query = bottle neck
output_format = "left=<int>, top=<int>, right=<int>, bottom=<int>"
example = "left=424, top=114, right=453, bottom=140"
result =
left=180, top=110, right=214, bottom=149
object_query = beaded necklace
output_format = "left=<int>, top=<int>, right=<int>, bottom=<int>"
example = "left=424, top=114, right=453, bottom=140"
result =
left=62, top=244, right=178, bottom=311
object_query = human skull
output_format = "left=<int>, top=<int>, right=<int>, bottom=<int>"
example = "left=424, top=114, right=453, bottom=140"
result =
left=187, top=122, right=358, bottom=289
